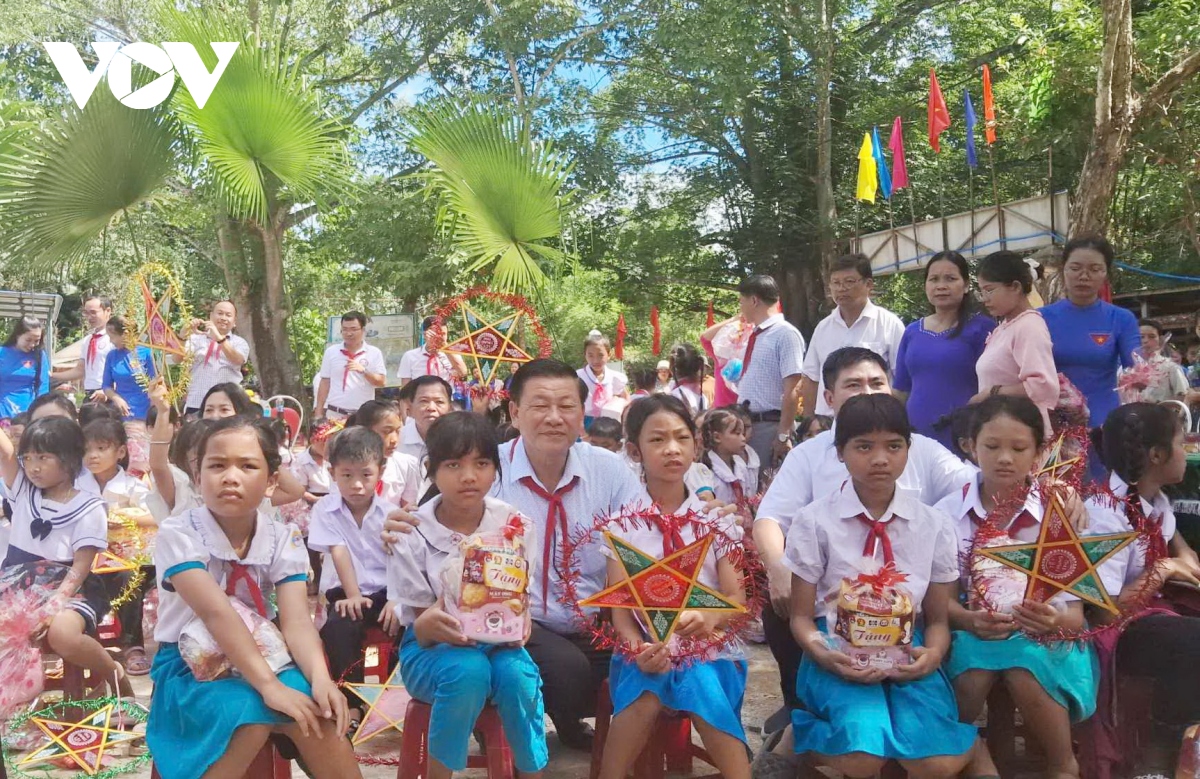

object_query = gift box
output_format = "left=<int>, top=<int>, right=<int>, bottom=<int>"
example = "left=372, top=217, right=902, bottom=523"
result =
left=443, top=514, right=532, bottom=645
left=832, top=563, right=914, bottom=670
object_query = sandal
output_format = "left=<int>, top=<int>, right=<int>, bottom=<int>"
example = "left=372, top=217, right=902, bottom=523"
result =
left=125, top=647, right=152, bottom=676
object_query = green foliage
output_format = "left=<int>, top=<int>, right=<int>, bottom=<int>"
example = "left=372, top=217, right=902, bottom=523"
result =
left=287, top=307, right=329, bottom=388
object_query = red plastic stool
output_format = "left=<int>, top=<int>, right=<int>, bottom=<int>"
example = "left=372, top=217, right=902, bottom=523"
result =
left=590, top=680, right=720, bottom=779
left=362, top=626, right=397, bottom=684
left=397, top=699, right=514, bottom=779
left=97, top=612, right=122, bottom=648
left=150, top=742, right=291, bottom=778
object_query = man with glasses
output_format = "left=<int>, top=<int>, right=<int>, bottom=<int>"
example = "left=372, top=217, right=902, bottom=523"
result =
left=799, top=253, right=905, bottom=417
left=52, top=296, right=113, bottom=397
left=315, top=311, right=387, bottom=420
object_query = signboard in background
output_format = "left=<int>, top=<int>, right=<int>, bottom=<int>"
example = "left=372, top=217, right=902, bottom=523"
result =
left=327, top=313, right=417, bottom=388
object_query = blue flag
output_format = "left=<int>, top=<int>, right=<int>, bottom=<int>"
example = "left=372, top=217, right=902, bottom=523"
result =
left=964, top=89, right=978, bottom=169
left=871, top=125, right=892, bottom=200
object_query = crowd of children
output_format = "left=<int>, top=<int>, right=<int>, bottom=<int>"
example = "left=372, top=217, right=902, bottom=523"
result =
left=0, top=323, right=1197, bottom=779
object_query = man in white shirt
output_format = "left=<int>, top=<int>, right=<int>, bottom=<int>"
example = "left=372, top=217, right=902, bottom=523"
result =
left=52, top=296, right=113, bottom=396
left=733, top=275, right=807, bottom=467
left=315, top=311, right=387, bottom=420
left=800, top=253, right=905, bottom=417
left=753, top=345, right=973, bottom=710
left=396, top=374, right=453, bottom=492
left=396, top=317, right=466, bottom=385
left=179, top=300, right=251, bottom=414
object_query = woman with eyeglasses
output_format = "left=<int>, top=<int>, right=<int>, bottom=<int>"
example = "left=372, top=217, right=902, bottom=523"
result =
left=0, top=316, right=51, bottom=419
left=972, top=251, right=1058, bottom=437
left=1040, top=236, right=1141, bottom=428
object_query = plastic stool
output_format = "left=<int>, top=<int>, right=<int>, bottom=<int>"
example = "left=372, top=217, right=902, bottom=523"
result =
left=97, top=612, right=122, bottom=648
left=150, top=742, right=291, bottom=778
left=590, top=680, right=720, bottom=779
left=362, top=626, right=397, bottom=685
left=397, top=699, right=514, bottom=779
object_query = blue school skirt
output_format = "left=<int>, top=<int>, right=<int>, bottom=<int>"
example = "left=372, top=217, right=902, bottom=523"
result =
left=792, top=624, right=976, bottom=760
left=609, top=653, right=748, bottom=742
left=146, top=643, right=311, bottom=779
left=947, top=630, right=1098, bottom=722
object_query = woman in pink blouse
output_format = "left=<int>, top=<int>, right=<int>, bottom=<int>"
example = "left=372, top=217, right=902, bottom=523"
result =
left=973, top=251, right=1058, bottom=436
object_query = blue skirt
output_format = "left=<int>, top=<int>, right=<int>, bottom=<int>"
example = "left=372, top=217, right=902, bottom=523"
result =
left=946, top=630, right=1099, bottom=722
left=147, top=643, right=312, bottom=779
left=793, top=628, right=976, bottom=760
left=609, top=653, right=748, bottom=743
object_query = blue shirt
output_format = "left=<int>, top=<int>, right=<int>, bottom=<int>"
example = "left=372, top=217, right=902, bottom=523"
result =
left=0, top=346, right=50, bottom=419
left=1041, top=299, right=1139, bottom=426
left=102, top=346, right=156, bottom=421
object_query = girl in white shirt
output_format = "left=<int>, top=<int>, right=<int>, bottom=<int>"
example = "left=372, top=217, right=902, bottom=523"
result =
left=147, top=416, right=359, bottom=779
left=783, top=394, right=975, bottom=776
left=388, top=412, right=547, bottom=779
left=598, top=395, right=750, bottom=779
left=79, top=418, right=150, bottom=508
left=668, top=342, right=709, bottom=416
left=700, top=407, right=759, bottom=506
left=578, top=331, right=629, bottom=427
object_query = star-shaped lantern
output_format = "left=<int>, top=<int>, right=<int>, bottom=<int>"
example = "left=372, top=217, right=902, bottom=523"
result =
left=19, top=703, right=141, bottom=774
left=138, top=276, right=187, bottom=358
left=91, top=551, right=137, bottom=575
left=579, top=532, right=745, bottom=643
left=344, top=667, right=412, bottom=746
left=976, top=494, right=1137, bottom=613
left=442, top=304, right=534, bottom=386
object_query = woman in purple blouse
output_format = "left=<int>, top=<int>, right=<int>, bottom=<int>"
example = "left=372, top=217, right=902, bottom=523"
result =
left=893, top=251, right=996, bottom=450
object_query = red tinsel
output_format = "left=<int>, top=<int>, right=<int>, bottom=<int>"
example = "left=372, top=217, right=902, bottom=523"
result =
left=558, top=506, right=764, bottom=666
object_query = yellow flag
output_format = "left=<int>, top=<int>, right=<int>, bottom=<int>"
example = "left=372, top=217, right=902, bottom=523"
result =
left=856, top=133, right=877, bottom=203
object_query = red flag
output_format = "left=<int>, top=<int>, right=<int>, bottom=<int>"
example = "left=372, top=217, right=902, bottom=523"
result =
left=982, top=64, right=997, bottom=145
left=888, top=117, right=909, bottom=190
left=650, top=306, right=661, bottom=356
left=615, top=313, right=627, bottom=360
left=706, top=301, right=715, bottom=327
left=928, top=68, right=951, bottom=152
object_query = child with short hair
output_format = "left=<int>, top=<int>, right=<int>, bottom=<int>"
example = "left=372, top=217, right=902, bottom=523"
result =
left=799, top=414, right=832, bottom=442
left=700, top=407, right=759, bottom=505
left=630, top=368, right=656, bottom=399
left=0, top=417, right=123, bottom=693
left=783, top=394, right=975, bottom=777
left=346, top=400, right=420, bottom=508
left=599, top=395, right=750, bottom=779
left=311, top=426, right=400, bottom=711
left=148, top=416, right=360, bottom=779
left=79, top=418, right=150, bottom=506
left=578, top=330, right=629, bottom=426
left=388, top=412, right=547, bottom=779
left=586, top=416, right=624, bottom=453
left=938, top=395, right=1096, bottom=778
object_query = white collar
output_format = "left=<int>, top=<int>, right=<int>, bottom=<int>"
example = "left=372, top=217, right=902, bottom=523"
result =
left=961, top=476, right=1045, bottom=526
left=507, top=437, right=586, bottom=493
left=183, top=507, right=280, bottom=566
left=834, top=300, right=879, bottom=328
left=755, top=313, right=785, bottom=332
left=401, top=417, right=424, bottom=446
left=1108, top=472, right=1170, bottom=517
left=319, top=492, right=391, bottom=525
left=412, top=495, right=523, bottom=554
left=834, top=480, right=919, bottom=525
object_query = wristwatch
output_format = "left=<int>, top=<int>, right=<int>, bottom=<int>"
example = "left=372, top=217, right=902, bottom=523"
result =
left=216, top=336, right=229, bottom=344
left=776, top=433, right=791, bottom=443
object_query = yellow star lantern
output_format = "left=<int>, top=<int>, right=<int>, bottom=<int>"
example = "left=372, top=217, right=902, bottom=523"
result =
left=976, top=494, right=1137, bottom=613
left=122, top=263, right=194, bottom=405
left=19, top=703, right=141, bottom=775
left=442, top=303, right=534, bottom=386
left=580, top=532, right=745, bottom=643
left=344, top=667, right=412, bottom=746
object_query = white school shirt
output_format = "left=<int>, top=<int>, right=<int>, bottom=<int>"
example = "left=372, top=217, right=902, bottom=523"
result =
left=146, top=464, right=203, bottom=522
left=398, top=419, right=430, bottom=495
left=76, top=468, right=150, bottom=509
left=80, top=329, right=113, bottom=391
left=397, top=347, right=455, bottom=382
left=3, top=471, right=107, bottom=565
left=495, top=437, right=644, bottom=634
left=382, top=450, right=421, bottom=508
left=387, top=495, right=531, bottom=626
left=290, top=449, right=332, bottom=496
left=670, top=383, right=708, bottom=416
left=707, top=448, right=760, bottom=505
left=182, top=332, right=251, bottom=409
left=801, top=301, right=906, bottom=416
left=578, top=365, right=628, bottom=418
left=317, top=341, right=386, bottom=412
left=734, top=313, right=807, bottom=414
left=153, top=507, right=309, bottom=643
left=1087, top=472, right=1176, bottom=597
left=756, top=427, right=974, bottom=536
left=784, top=481, right=959, bottom=625
left=307, top=493, right=395, bottom=596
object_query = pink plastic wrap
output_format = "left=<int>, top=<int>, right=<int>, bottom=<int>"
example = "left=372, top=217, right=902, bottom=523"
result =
left=442, top=514, right=533, bottom=645
left=0, top=585, right=62, bottom=719
left=179, top=598, right=292, bottom=681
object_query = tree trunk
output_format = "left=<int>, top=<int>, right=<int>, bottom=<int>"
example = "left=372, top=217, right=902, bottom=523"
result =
left=1070, top=0, right=1135, bottom=236
left=813, top=0, right=838, bottom=276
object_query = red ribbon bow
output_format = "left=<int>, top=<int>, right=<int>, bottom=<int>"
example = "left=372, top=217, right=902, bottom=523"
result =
left=854, top=562, right=910, bottom=594
left=503, top=515, right=526, bottom=542
left=857, top=513, right=895, bottom=565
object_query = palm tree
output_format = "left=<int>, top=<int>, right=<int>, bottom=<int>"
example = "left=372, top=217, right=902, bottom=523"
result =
left=408, top=100, right=574, bottom=294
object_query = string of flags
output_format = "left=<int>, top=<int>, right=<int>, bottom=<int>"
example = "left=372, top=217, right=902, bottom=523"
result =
left=857, top=64, right=998, bottom=203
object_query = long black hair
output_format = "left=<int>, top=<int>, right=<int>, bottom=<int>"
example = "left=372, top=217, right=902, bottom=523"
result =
left=1092, top=403, right=1181, bottom=488
left=924, top=251, right=976, bottom=338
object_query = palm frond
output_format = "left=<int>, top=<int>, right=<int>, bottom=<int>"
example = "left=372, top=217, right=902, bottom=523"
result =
left=0, top=89, right=176, bottom=269
left=408, top=101, right=575, bottom=293
left=159, top=7, right=353, bottom=223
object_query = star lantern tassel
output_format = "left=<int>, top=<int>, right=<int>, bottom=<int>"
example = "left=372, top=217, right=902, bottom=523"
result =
left=579, top=531, right=745, bottom=644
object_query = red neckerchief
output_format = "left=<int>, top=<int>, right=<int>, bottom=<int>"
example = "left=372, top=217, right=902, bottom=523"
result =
left=341, top=349, right=365, bottom=389
left=857, top=513, right=895, bottom=565
left=87, top=332, right=102, bottom=366
left=226, top=562, right=268, bottom=617
left=425, top=351, right=442, bottom=377
left=519, top=475, right=580, bottom=614
left=204, top=338, right=221, bottom=366
left=740, top=326, right=762, bottom=374
left=650, top=509, right=688, bottom=557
